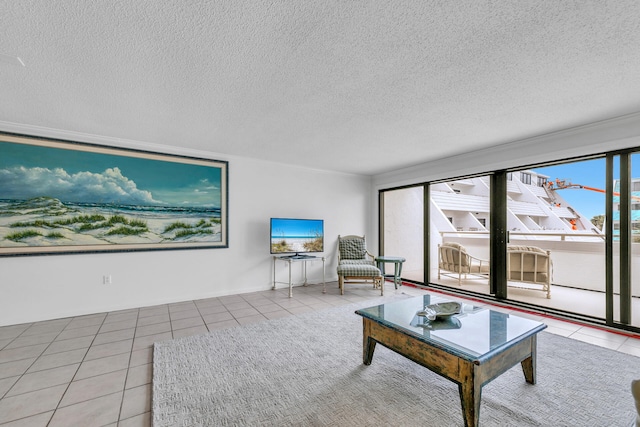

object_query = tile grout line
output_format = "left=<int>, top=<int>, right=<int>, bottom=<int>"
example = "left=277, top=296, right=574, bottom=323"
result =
left=2, top=317, right=75, bottom=402
left=115, top=308, right=142, bottom=425
left=194, top=299, right=215, bottom=335
left=45, top=312, right=112, bottom=426
left=0, top=314, right=107, bottom=426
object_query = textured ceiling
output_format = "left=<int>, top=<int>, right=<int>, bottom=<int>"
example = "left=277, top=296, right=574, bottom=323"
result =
left=1, top=1, right=640, bottom=175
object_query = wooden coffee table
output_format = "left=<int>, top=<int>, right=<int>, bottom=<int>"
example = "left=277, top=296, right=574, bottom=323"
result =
left=355, top=296, right=546, bottom=427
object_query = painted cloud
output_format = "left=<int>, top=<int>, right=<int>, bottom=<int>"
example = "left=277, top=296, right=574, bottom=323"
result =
left=0, top=166, right=163, bottom=206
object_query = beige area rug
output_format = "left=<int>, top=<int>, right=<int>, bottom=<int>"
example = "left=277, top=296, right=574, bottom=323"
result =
left=153, top=295, right=639, bottom=426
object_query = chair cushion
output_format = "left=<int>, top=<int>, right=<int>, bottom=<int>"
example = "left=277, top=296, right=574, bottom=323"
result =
left=339, top=259, right=374, bottom=266
left=507, top=245, right=547, bottom=255
left=442, top=242, right=465, bottom=251
left=337, top=264, right=381, bottom=276
left=339, top=238, right=367, bottom=260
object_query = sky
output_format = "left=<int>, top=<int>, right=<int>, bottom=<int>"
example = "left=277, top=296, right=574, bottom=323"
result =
left=0, top=140, right=223, bottom=207
left=270, top=218, right=324, bottom=238
left=533, top=156, right=640, bottom=220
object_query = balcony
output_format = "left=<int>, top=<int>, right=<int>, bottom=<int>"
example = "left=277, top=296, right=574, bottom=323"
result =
left=395, top=231, right=640, bottom=328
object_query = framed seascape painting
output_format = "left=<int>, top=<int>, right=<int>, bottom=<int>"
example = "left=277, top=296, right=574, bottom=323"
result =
left=0, top=133, right=228, bottom=256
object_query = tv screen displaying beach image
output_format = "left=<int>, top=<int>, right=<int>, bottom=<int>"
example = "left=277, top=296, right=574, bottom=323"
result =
left=270, top=218, right=323, bottom=254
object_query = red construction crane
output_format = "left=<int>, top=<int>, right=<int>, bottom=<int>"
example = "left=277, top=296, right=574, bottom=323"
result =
left=549, top=179, right=640, bottom=200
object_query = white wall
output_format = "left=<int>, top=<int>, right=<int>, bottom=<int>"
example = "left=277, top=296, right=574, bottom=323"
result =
left=372, top=112, right=640, bottom=191
left=0, top=147, right=372, bottom=326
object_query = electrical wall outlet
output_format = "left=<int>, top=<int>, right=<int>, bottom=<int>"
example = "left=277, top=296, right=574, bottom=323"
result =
left=103, top=275, right=112, bottom=285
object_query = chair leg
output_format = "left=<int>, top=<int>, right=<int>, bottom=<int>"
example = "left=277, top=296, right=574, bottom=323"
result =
left=339, top=275, right=385, bottom=296
left=545, top=282, right=551, bottom=299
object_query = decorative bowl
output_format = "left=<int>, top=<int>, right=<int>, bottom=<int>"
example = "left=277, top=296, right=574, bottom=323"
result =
left=411, top=315, right=462, bottom=330
left=416, top=302, right=462, bottom=320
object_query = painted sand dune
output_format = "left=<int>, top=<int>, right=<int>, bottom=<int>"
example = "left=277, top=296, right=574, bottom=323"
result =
left=0, top=197, right=221, bottom=247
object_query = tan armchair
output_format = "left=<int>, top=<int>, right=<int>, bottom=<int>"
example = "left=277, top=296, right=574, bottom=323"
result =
left=336, top=235, right=383, bottom=295
left=507, top=245, right=552, bottom=299
left=438, top=242, right=489, bottom=286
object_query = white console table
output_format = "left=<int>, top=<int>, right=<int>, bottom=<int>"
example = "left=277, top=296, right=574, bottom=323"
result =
left=272, top=255, right=326, bottom=297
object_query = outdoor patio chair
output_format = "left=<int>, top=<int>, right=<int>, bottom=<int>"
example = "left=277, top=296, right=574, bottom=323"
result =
left=337, top=235, right=383, bottom=295
left=507, top=245, right=552, bottom=299
left=437, top=242, right=489, bottom=286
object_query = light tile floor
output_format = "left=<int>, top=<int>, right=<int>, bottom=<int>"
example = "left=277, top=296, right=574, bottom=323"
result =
left=1, top=281, right=639, bottom=426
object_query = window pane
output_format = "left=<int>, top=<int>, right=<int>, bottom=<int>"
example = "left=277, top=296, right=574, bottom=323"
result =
left=630, top=154, right=640, bottom=327
left=382, top=187, right=424, bottom=283
left=511, top=160, right=607, bottom=317
left=430, top=176, right=491, bottom=293
left=537, top=176, right=547, bottom=187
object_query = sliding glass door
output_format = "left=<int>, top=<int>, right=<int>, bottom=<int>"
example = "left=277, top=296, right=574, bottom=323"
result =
left=507, top=159, right=607, bottom=318
left=379, top=148, right=640, bottom=333
left=380, top=186, right=424, bottom=283
left=429, top=176, right=491, bottom=294
left=618, top=152, right=640, bottom=328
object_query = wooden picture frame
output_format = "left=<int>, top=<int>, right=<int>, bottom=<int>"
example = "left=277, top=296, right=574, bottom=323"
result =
left=0, top=132, right=228, bottom=256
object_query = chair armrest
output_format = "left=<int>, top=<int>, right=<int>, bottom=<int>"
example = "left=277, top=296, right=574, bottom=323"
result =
left=468, top=254, right=488, bottom=266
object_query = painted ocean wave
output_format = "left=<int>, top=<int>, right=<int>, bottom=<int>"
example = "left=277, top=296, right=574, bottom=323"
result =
left=0, top=197, right=223, bottom=247
left=0, top=198, right=220, bottom=217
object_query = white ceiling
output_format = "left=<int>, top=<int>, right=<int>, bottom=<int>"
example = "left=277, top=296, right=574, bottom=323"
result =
left=2, top=1, right=640, bottom=175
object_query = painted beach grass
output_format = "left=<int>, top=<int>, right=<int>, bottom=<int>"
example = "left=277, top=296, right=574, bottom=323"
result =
left=0, top=196, right=222, bottom=246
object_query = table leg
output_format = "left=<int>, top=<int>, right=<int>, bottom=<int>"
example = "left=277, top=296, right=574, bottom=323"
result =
left=322, top=257, right=326, bottom=294
left=287, top=259, right=293, bottom=298
left=272, top=257, right=276, bottom=290
left=363, top=336, right=377, bottom=365
left=362, top=319, right=377, bottom=365
left=393, top=262, right=400, bottom=289
left=458, top=374, right=482, bottom=427
left=302, top=260, right=308, bottom=286
left=521, top=335, right=537, bottom=384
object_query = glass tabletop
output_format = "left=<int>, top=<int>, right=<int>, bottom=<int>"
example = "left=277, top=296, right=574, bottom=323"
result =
left=356, top=295, right=546, bottom=362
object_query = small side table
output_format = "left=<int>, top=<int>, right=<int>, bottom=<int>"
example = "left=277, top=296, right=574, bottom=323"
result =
left=273, top=255, right=326, bottom=297
left=375, top=256, right=406, bottom=289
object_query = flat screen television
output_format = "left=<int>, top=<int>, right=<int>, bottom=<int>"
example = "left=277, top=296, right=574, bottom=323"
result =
left=270, top=218, right=324, bottom=257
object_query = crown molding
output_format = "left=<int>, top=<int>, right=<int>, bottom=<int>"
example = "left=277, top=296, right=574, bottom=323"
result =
left=374, top=111, right=640, bottom=189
